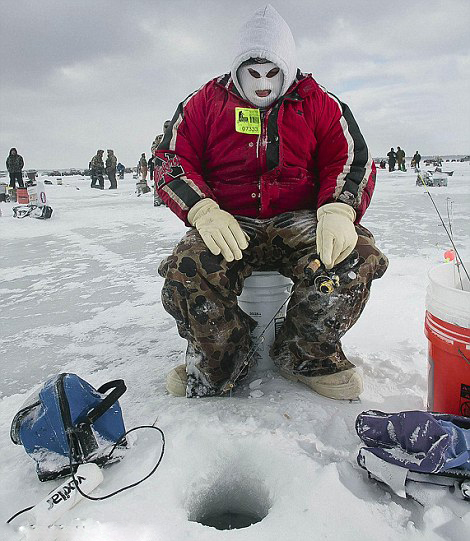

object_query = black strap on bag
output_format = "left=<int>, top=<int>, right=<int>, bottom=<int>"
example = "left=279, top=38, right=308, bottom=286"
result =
left=85, top=380, right=127, bottom=425
left=64, top=378, right=127, bottom=462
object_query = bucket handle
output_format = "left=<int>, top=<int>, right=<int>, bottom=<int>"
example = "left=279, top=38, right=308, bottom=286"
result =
left=458, top=348, right=470, bottom=367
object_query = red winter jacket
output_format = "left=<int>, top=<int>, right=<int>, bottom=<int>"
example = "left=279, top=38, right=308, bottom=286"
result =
left=154, top=71, right=375, bottom=224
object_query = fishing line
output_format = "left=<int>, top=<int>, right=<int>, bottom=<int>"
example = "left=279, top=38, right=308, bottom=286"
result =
left=225, top=259, right=340, bottom=392
left=224, top=285, right=296, bottom=393
left=417, top=173, right=469, bottom=283
left=446, top=197, right=464, bottom=290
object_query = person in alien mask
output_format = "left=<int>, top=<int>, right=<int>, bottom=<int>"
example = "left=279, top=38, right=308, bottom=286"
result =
left=154, top=5, right=388, bottom=399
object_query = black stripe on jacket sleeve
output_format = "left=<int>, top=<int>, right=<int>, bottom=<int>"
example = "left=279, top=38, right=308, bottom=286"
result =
left=339, top=101, right=368, bottom=200
left=322, top=87, right=372, bottom=207
left=164, top=177, right=202, bottom=209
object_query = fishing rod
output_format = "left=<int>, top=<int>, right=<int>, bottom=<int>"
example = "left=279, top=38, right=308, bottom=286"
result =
left=222, top=259, right=342, bottom=395
left=446, top=197, right=464, bottom=290
left=417, top=172, right=469, bottom=284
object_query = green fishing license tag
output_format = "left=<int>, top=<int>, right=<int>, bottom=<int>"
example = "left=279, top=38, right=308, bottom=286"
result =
left=235, top=107, right=261, bottom=134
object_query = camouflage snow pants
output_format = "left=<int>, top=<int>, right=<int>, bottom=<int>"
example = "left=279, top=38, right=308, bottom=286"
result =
left=158, top=210, right=388, bottom=397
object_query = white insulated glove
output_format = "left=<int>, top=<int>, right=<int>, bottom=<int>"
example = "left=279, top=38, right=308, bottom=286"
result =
left=316, top=202, right=358, bottom=270
left=188, top=199, right=249, bottom=262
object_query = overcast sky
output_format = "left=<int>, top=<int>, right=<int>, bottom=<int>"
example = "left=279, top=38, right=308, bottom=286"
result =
left=1, top=0, right=469, bottom=169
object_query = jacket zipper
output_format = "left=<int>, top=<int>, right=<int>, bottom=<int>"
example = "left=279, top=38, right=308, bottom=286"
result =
left=257, top=109, right=270, bottom=212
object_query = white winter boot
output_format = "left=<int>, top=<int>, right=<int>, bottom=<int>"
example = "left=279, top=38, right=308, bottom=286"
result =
left=280, top=368, right=363, bottom=400
left=166, top=365, right=187, bottom=397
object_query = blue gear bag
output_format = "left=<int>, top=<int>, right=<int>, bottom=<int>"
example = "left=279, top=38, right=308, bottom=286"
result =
left=10, top=373, right=127, bottom=481
left=356, top=410, right=470, bottom=473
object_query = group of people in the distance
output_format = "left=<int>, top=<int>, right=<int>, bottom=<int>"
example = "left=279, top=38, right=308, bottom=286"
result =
left=5, top=147, right=124, bottom=191
left=88, top=120, right=172, bottom=194
left=88, top=149, right=124, bottom=190
left=385, top=147, right=421, bottom=172
left=5, top=145, right=161, bottom=194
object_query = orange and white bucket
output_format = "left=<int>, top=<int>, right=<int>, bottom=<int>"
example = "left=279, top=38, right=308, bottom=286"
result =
left=16, top=188, right=29, bottom=205
left=425, top=262, right=470, bottom=416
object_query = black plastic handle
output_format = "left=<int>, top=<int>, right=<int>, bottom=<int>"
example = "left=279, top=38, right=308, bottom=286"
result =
left=85, top=380, right=127, bottom=425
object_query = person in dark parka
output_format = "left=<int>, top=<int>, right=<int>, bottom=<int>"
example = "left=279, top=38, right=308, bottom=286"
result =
left=396, top=147, right=406, bottom=171
left=90, top=150, right=105, bottom=189
left=413, top=151, right=421, bottom=168
left=6, top=148, right=25, bottom=188
left=387, top=148, right=396, bottom=172
left=106, top=149, right=118, bottom=189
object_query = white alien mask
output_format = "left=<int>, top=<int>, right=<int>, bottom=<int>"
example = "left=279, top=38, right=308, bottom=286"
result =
left=237, top=61, right=284, bottom=108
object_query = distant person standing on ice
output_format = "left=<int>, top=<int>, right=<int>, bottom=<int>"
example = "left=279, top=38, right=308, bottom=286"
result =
left=396, top=146, right=406, bottom=171
left=90, top=149, right=105, bottom=189
left=139, top=153, right=148, bottom=181
left=387, top=148, right=396, bottom=172
left=155, top=4, right=388, bottom=399
left=6, top=148, right=24, bottom=188
left=117, top=162, right=125, bottom=179
left=106, top=149, right=118, bottom=189
left=413, top=151, right=421, bottom=168
left=151, top=120, right=172, bottom=155
left=148, top=153, right=155, bottom=185
left=151, top=120, right=171, bottom=206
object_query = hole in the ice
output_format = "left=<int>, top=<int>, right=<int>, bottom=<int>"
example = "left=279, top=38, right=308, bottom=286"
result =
left=188, top=475, right=270, bottom=530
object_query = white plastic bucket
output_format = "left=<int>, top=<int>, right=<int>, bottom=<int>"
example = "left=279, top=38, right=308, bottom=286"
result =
left=424, top=262, right=470, bottom=416
left=426, top=262, right=470, bottom=328
left=238, top=271, right=292, bottom=369
left=27, top=185, right=38, bottom=204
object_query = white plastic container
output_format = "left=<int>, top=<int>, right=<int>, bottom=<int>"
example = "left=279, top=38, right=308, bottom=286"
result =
left=426, top=262, right=470, bottom=328
left=238, top=271, right=292, bottom=369
left=36, top=180, right=48, bottom=206
left=27, top=185, right=38, bottom=204
left=19, top=463, right=104, bottom=527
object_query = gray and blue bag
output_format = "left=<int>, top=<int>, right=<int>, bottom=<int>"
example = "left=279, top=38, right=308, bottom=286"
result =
left=356, top=410, right=470, bottom=500
left=10, top=373, right=127, bottom=481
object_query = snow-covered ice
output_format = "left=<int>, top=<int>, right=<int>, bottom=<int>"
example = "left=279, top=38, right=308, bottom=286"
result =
left=0, top=163, right=469, bottom=540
